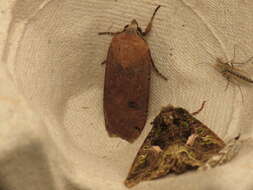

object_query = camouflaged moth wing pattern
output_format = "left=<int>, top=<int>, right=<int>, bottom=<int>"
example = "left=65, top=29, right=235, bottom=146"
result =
left=125, top=104, right=225, bottom=188
left=198, top=135, right=241, bottom=170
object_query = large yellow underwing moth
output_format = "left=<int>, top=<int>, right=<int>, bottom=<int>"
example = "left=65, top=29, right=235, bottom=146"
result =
left=125, top=102, right=225, bottom=188
left=99, top=5, right=167, bottom=142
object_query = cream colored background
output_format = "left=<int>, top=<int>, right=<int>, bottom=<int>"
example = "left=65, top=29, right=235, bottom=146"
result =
left=1, top=0, right=253, bottom=189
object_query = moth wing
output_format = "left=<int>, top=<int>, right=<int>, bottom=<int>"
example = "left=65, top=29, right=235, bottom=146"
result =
left=103, top=36, right=151, bottom=142
left=125, top=106, right=226, bottom=187
left=230, top=66, right=253, bottom=83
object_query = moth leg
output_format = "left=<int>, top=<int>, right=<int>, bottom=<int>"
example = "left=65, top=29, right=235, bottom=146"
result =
left=142, top=5, right=161, bottom=36
left=229, top=79, right=244, bottom=103
left=223, top=73, right=231, bottom=91
left=229, top=45, right=239, bottom=67
left=98, top=31, right=122, bottom=36
left=225, top=79, right=230, bottom=91
left=232, top=56, right=253, bottom=65
left=231, top=44, right=253, bottom=65
left=191, top=101, right=206, bottom=115
left=150, top=54, right=168, bottom=80
left=244, top=55, right=253, bottom=64
left=222, top=73, right=244, bottom=102
left=230, top=62, right=235, bottom=69
left=230, top=44, right=237, bottom=64
left=236, top=84, right=244, bottom=103
left=234, top=134, right=241, bottom=140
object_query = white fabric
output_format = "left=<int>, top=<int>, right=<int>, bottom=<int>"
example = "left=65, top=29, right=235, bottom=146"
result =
left=1, top=0, right=253, bottom=189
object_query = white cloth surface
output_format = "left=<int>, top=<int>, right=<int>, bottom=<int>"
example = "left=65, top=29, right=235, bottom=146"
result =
left=1, top=0, right=253, bottom=189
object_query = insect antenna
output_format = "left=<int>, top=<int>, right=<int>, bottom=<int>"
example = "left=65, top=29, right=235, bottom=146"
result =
left=191, top=101, right=206, bottom=115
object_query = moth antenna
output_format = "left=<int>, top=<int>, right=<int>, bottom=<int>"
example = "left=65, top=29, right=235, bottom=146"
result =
left=195, top=62, right=212, bottom=67
left=143, top=5, right=161, bottom=36
left=229, top=45, right=253, bottom=66
left=231, top=44, right=237, bottom=63
left=191, top=101, right=206, bottom=115
left=98, top=31, right=122, bottom=36
left=150, top=5, right=161, bottom=23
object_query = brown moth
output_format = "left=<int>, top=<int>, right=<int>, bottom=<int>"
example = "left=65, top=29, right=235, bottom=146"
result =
left=99, top=5, right=167, bottom=142
left=125, top=102, right=225, bottom=188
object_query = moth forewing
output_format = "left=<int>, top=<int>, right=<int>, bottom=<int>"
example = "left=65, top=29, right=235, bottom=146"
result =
left=125, top=103, right=225, bottom=188
left=99, top=5, right=167, bottom=142
left=199, top=135, right=242, bottom=170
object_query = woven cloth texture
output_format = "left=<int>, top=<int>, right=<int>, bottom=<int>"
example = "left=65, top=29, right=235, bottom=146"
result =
left=1, top=0, right=253, bottom=189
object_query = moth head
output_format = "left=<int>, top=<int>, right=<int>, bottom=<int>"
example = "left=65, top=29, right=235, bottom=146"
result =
left=124, top=19, right=143, bottom=34
left=160, top=105, right=176, bottom=125
left=131, top=19, right=138, bottom=26
left=213, top=58, right=231, bottom=73
left=160, top=106, right=191, bottom=126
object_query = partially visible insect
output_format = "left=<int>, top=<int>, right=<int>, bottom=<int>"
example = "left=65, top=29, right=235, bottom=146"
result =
left=198, top=134, right=242, bottom=171
left=202, top=45, right=253, bottom=102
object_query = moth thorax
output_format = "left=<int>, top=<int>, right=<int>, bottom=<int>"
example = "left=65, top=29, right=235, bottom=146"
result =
left=161, top=112, right=174, bottom=125
left=125, top=19, right=139, bottom=33
left=214, top=61, right=229, bottom=72
left=161, top=105, right=174, bottom=113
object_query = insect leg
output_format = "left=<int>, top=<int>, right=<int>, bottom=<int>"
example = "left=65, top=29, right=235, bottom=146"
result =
left=230, top=45, right=253, bottom=65
left=229, top=45, right=242, bottom=66
left=230, top=79, right=244, bottom=103
left=142, top=5, right=161, bottom=36
left=243, top=55, right=253, bottom=64
left=225, top=78, right=230, bottom=91
left=98, top=31, right=122, bottom=36
left=223, top=71, right=244, bottom=102
left=233, top=55, right=253, bottom=65
left=191, top=101, right=206, bottom=115
left=149, top=53, right=168, bottom=80
left=101, top=60, right=106, bottom=65
left=224, top=74, right=230, bottom=91
left=231, top=44, right=237, bottom=63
